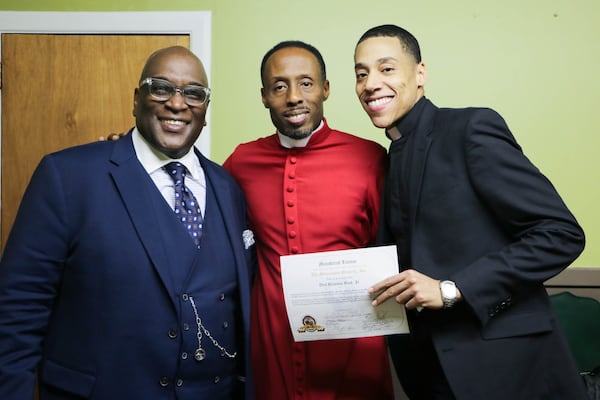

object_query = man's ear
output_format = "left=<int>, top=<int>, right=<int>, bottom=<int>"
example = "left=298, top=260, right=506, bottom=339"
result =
left=416, top=62, right=427, bottom=87
left=133, top=88, right=140, bottom=117
left=322, top=79, right=330, bottom=101
left=261, top=87, right=269, bottom=108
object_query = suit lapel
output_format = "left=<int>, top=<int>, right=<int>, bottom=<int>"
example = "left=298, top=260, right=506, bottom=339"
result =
left=196, top=149, right=251, bottom=316
left=196, top=149, right=240, bottom=258
left=408, top=101, right=438, bottom=228
left=109, top=134, right=176, bottom=298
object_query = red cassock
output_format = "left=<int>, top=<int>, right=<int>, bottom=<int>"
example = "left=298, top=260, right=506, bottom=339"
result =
left=224, top=120, right=393, bottom=400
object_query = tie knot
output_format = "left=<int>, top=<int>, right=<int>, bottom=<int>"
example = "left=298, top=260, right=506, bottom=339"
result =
left=164, top=162, right=187, bottom=186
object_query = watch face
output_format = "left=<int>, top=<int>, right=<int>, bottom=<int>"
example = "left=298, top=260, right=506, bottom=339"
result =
left=441, top=281, right=457, bottom=299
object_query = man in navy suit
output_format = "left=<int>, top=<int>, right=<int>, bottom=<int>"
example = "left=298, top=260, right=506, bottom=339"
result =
left=0, top=46, right=255, bottom=399
left=355, top=25, right=588, bottom=399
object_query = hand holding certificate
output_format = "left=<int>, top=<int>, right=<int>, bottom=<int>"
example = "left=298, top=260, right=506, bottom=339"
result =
left=280, top=245, right=409, bottom=342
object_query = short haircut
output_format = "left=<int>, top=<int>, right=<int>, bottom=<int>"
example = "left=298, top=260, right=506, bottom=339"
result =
left=260, top=40, right=327, bottom=85
left=356, top=24, right=422, bottom=63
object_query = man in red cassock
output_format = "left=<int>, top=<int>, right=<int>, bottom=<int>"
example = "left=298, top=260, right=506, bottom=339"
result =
left=223, top=41, right=394, bottom=400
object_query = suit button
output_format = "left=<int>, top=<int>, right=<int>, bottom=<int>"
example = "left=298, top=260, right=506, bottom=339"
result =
left=168, top=328, right=178, bottom=338
left=223, top=321, right=229, bottom=328
left=159, top=376, right=170, bottom=387
left=183, top=323, right=190, bottom=331
left=176, top=379, right=183, bottom=387
left=214, top=376, right=221, bottom=383
left=220, top=293, right=225, bottom=301
left=181, top=352, right=188, bottom=360
left=182, top=293, right=189, bottom=301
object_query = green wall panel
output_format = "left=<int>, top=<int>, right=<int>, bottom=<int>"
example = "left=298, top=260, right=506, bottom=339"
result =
left=1, top=0, right=598, bottom=267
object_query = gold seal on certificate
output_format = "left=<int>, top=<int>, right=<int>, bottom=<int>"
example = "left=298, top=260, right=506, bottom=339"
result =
left=280, top=245, right=409, bottom=342
left=297, top=315, right=325, bottom=333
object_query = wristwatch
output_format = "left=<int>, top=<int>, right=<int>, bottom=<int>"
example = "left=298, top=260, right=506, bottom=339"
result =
left=440, top=280, right=458, bottom=309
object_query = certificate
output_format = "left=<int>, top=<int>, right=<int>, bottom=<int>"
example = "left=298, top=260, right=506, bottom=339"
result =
left=280, top=245, right=409, bottom=342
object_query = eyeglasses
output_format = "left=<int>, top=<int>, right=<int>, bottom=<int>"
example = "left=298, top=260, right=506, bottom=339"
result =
left=139, top=77, right=211, bottom=106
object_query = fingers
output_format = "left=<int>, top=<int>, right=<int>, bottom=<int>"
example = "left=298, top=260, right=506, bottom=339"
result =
left=368, top=275, right=402, bottom=295
left=370, top=287, right=395, bottom=306
left=368, top=269, right=441, bottom=310
left=369, top=277, right=409, bottom=306
left=98, top=132, right=125, bottom=142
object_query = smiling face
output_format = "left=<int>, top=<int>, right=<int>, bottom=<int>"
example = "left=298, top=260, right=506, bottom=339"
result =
left=133, top=46, right=209, bottom=159
left=261, top=47, right=329, bottom=140
left=354, top=36, right=426, bottom=129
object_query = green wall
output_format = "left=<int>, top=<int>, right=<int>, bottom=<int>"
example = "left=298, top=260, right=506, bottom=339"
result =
left=2, top=0, right=599, bottom=267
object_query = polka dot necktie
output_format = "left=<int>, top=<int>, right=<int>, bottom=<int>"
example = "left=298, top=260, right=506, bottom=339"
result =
left=164, top=162, right=203, bottom=246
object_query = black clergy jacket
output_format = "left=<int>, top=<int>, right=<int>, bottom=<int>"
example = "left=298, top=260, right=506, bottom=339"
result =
left=379, top=97, right=587, bottom=399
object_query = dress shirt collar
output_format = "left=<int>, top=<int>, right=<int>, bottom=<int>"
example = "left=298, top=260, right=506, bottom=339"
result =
left=131, top=127, right=202, bottom=178
left=386, top=96, right=428, bottom=141
left=277, top=120, right=325, bottom=149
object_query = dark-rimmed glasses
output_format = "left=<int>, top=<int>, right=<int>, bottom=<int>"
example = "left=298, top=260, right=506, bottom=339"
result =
left=139, top=77, right=211, bottom=107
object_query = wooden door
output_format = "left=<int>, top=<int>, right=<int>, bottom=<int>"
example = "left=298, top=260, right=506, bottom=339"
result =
left=1, top=34, right=189, bottom=249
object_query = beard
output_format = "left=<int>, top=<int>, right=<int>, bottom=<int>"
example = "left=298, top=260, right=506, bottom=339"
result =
left=280, top=128, right=313, bottom=140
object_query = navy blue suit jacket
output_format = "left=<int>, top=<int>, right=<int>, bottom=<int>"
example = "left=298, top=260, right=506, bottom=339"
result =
left=0, top=134, right=255, bottom=399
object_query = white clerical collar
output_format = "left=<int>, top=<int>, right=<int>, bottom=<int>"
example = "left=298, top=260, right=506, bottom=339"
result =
left=386, top=126, right=402, bottom=141
left=131, top=127, right=202, bottom=179
left=277, top=120, right=324, bottom=149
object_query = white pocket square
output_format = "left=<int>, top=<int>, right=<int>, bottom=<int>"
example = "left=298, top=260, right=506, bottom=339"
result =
left=242, top=229, right=255, bottom=250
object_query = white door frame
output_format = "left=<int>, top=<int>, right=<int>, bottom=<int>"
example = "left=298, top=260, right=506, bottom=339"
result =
left=0, top=10, right=212, bottom=157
